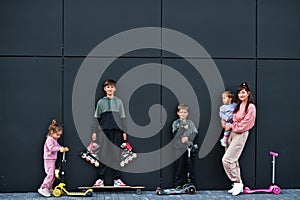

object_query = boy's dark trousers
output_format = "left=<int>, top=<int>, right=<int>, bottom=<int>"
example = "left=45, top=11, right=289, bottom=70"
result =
left=174, top=149, right=196, bottom=187
left=97, top=131, right=122, bottom=180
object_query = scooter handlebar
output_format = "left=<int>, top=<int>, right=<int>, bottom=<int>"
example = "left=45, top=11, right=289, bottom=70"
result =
left=270, top=151, right=278, bottom=157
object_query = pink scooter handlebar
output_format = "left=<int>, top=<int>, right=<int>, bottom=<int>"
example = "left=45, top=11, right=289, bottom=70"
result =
left=270, top=151, right=278, bottom=157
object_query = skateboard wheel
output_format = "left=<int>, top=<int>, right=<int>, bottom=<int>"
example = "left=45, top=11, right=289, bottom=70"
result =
left=95, top=161, right=100, bottom=167
left=81, top=153, right=86, bottom=159
left=136, top=188, right=142, bottom=195
left=132, top=153, right=137, bottom=158
left=53, top=188, right=62, bottom=197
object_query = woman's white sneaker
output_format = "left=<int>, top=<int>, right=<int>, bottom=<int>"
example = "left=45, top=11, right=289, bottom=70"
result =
left=227, top=184, right=235, bottom=193
left=231, top=183, right=243, bottom=196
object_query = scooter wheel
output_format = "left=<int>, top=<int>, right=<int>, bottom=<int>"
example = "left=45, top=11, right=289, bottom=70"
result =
left=272, top=186, right=281, bottom=195
left=53, top=188, right=62, bottom=197
left=86, top=191, right=93, bottom=197
left=187, top=185, right=196, bottom=194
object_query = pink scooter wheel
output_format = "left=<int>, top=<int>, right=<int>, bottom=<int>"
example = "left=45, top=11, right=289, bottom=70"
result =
left=272, top=186, right=281, bottom=194
left=243, top=187, right=251, bottom=194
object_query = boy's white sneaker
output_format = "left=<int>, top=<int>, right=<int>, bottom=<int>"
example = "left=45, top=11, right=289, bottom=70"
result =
left=38, top=188, right=51, bottom=197
left=231, top=183, right=243, bottom=196
left=93, top=179, right=104, bottom=187
left=114, top=179, right=126, bottom=187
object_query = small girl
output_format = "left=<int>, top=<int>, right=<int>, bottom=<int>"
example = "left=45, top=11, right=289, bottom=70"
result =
left=38, top=119, right=69, bottom=197
left=219, top=91, right=236, bottom=147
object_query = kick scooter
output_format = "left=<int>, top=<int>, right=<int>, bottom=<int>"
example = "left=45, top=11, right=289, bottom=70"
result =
left=156, top=142, right=198, bottom=195
left=244, top=151, right=281, bottom=195
left=53, top=150, right=93, bottom=197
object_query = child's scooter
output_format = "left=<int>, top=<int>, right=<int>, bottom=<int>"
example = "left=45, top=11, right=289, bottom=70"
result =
left=53, top=150, right=93, bottom=197
left=156, top=142, right=198, bottom=195
left=244, top=151, right=281, bottom=195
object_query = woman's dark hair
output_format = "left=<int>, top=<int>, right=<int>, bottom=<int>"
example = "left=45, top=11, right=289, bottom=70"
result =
left=234, top=82, right=255, bottom=113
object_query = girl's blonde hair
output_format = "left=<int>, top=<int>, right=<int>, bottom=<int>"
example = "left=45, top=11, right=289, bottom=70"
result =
left=48, top=119, right=63, bottom=136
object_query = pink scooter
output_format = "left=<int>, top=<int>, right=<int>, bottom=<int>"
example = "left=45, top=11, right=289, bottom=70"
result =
left=244, top=151, right=281, bottom=195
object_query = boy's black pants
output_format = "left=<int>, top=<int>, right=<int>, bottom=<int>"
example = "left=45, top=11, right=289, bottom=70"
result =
left=174, top=149, right=196, bottom=187
left=97, top=131, right=122, bottom=180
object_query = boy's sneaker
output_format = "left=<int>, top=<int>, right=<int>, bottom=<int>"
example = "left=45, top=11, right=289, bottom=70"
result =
left=38, top=188, right=51, bottom=197
left=93, top=179, right=104, bottom=187
left=175, top=186, right=182, bottom=190
left=114, top=179, right=126, bottom=187
left=220, top=138, right=227, bottom=147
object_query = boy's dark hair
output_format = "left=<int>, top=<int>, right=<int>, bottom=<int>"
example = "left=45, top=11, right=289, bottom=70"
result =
left=103, top=79, right=116, bottom=87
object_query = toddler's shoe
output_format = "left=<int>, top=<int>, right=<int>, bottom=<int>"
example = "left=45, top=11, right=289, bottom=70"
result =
left=114, top=179, right=126, bottom=187
left=93, top=179, right=104, bottom=187
left=38, top=188, right=51, bottom=197
left=220, top=138, right=227, bottom=147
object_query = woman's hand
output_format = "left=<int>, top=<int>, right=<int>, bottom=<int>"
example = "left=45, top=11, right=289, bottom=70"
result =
left=224, top=124, right=231, bottom=131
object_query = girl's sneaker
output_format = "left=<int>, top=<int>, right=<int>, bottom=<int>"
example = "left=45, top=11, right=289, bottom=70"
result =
left=38, top=188, right=51, bottom=197
left=114, top=179, right=126, bottom=187
left=93, top=179, right=104, bottom=187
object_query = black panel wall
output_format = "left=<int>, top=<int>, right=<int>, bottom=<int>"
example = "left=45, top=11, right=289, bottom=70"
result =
left=1, top=0, right=300, bottom=192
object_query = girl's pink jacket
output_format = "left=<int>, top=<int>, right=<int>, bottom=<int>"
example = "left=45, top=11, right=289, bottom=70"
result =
left=231, top=103, right=256, bottom=133
left=43, top=136, right=63, bottom=160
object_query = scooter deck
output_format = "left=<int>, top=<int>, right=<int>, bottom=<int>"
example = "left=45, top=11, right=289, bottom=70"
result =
left=78, top=186, right=145, bottom=194
left=156, top=185, right=197, bottom=195
left=157, top=188, right=188, bottom=195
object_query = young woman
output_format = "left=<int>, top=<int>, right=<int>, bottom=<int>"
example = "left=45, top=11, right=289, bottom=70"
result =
left=222, top=82, right=256, bottom=196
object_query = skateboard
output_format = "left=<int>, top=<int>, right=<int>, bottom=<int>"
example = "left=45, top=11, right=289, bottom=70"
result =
left=156, top=184, right=196, bottom=195
left=120, top=141, right=137, bottom=167
left=80, top=141, right=101, bottom=167
left=78, top=185, right=145, bottom=195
